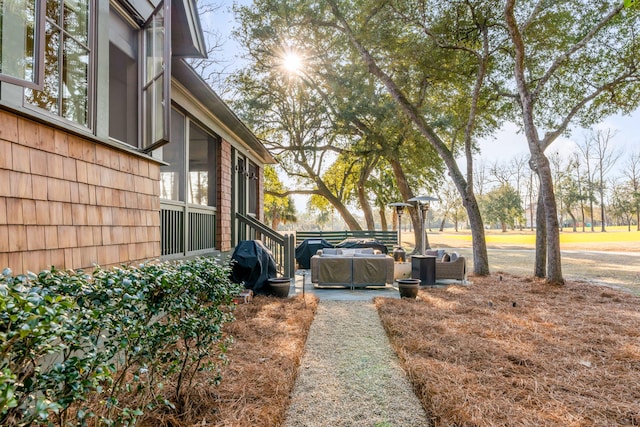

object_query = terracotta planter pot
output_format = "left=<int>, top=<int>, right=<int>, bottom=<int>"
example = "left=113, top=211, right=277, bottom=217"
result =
left=268, top=277, right=291, bottom=298
left=397, top=278, right=421, bottom=299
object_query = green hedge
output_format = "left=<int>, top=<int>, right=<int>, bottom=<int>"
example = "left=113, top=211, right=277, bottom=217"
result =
left=0, top=257, right=242, bottom=426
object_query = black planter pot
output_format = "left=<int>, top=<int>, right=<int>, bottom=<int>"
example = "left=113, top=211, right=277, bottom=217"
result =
left=397, top=278, right=421, bottom=299
left=268, top=277, right=291, bottom=298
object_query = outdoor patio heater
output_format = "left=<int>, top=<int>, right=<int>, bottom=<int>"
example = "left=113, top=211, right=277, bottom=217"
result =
left=408, top=195, right=438, bottom=285
left=388, top=202, right=412, bottom=262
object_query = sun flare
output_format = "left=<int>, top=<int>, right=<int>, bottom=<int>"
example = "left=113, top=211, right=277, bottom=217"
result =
left=282, top=51, right=303, bottom=74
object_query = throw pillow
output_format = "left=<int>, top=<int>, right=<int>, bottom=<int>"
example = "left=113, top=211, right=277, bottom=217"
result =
left=450, top=252, right=459, bottom=262
left=355, top=248, right=375, bottom=254
left=441, top=253, right=450, bottom=262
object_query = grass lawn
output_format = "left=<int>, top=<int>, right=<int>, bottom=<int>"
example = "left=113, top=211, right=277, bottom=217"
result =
left=416, top=226, right=640, bottom=251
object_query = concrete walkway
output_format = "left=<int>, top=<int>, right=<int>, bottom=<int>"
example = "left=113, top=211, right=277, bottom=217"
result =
left=284, top=272, right=431, bottom=426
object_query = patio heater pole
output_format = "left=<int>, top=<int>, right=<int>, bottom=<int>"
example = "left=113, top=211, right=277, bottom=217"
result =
left=420, top=203, right=428, bottom=255
left=388, top=202, right=412, bottom=262
left=408, top=196, right=437, bottom=255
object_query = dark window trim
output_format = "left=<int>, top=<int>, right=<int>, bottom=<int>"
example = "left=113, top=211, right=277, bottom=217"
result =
left=0, top=0, right=45, bottom=89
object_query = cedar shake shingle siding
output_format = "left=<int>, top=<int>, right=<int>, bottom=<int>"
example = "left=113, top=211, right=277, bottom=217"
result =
left=0, top=111, right=160, bottom=273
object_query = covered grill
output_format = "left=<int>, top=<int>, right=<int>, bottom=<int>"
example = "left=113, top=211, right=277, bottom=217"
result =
left=295, top=238, right=334, bottom=269
left=230, top=240, right=276, bottom=295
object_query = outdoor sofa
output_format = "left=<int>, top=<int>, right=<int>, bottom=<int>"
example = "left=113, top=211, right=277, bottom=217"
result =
left=310, top=248, right=394, bottom=289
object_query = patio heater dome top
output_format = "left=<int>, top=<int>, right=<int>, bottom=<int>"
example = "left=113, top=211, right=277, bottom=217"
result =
left=388, top=202, right=413, bottom=213
left=408, top=195, right=438, bottom=204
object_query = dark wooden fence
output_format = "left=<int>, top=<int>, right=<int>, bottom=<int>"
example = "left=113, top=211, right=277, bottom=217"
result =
left=295, top=230, right=398, bottom=253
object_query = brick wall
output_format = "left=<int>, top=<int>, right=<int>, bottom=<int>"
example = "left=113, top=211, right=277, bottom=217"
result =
left=216, top=139, right=232, bottom=252
left=0, top=110, right=161, bottom=274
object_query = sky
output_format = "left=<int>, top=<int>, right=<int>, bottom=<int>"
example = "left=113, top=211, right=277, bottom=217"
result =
left=207, top=2, right=640, bottom=183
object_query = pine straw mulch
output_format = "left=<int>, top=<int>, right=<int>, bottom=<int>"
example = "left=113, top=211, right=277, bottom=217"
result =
left=138, top=294, right=318, bottom=427
left=375, top=274, right=640, bottom=427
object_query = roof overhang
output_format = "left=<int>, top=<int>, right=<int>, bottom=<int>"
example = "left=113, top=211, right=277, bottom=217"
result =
left=172, top=59, right=276, bottom=164
left=171, top=0, right=207, bottom=58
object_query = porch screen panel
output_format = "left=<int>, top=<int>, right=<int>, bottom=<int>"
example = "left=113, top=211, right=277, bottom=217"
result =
left=188, top=122, right=216, bottom=207
left=109, top=6, right=138, bottom=145
left=160, top=109, right=186, bottom=201
left=248, top=162, right=257, bottom=214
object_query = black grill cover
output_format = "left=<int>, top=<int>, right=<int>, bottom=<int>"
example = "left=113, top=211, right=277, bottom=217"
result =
left=230, top=240, right=276, bottom=294
left=335, top=238, right=388, bottom=254
left=295, top=238, right=334, bottom=269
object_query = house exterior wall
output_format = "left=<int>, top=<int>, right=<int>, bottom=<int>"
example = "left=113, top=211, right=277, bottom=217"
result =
left=217, top=138, right=232, bottom=252
left=0, top=111, right=161, bottom=274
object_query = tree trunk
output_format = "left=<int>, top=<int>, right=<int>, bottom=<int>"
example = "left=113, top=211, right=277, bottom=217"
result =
left=328, top=0, right=488, bottom=274
left=314, top=180, right=362, bottom=230
left=534, top=190, right=546, bottom=278
left=505, top=0, right=563, bottom=284
left=357, top=182, right=375, bottom=230
left=537, top=154, right=564, bottom=284
left=439, top=218, right=446, bottom=232
left=567, top=209, right=577, bottom=232
left=379, top=206, right=388, bottom=231
left=600, top=187, right=606, bottom=232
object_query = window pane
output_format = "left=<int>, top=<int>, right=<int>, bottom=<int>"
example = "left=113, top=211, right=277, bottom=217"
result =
left=46, top=0, right=60, bottom=24
left=24, top=0, right=90, bottom=127
left=145, top=6, right=163, bottom=83
left=63, top=0, right=89, bottom=45
left=24, top=22, right=59, bottom=114
left=0, top=0, right=38, bottom=85
left=144, top=80, right=153, bottom=145
left=154, top=75, right=164, bottom=140
left=62, top=36, right=88, bottom=125
left=141, top=0, right=169, bottom=150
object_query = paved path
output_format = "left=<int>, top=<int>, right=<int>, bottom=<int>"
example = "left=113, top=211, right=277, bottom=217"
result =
left=284, top=300, right=431, bottom=427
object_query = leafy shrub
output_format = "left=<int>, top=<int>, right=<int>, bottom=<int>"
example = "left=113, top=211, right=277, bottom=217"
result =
left=0, top=258, right=242, bottom=426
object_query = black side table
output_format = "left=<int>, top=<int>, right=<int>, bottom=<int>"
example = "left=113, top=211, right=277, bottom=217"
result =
left=411, top=255, right=436, bottom=286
